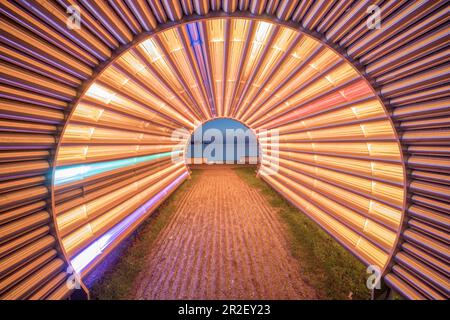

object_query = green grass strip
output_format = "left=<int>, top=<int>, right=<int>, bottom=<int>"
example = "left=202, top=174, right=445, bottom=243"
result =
left=233, top=167, right=371, bottom=300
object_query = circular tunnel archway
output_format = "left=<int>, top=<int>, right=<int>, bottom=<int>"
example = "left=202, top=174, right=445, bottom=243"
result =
left=186, top=117, right=259, bottom=165
left=50, top=17, right=405, bottom=294
left=0, top=1, right=447, bottom=300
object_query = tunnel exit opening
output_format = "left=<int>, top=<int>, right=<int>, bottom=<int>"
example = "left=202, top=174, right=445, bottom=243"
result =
left=185, top=118, right=260, bottom=166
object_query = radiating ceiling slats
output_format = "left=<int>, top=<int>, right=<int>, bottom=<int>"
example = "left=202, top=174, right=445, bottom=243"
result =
left=21, top=0, right=112, bottom=61
left=290, top=0, right=311, bottom=22
left=337, top=0, right=409, bottom=48
left=80, top=0, right=135, bottom=44
left=222, top=0, right=237, bottom=13
left=0, top=1, right=99, bottom=66
left=347, top=1, right=444, bottom=59
left=301, top=0, right=334, bottom=30
left=109, top=0, right=143, bottom=35
left=56, top=0, right=120, bottom=49
left=265, top=0, right=281, bottom=15
left=180, top=0, right=194, bottom=15
left=162, top=0, right=184, bottom=21
left=325, top=0, right=381, bottom=43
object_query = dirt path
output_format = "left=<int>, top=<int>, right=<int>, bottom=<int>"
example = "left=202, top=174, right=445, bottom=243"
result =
left=133, top=167, right=317, bottom=299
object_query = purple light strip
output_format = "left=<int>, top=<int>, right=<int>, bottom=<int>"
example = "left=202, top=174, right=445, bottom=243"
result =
left=71, top=171, right=189, bottom=274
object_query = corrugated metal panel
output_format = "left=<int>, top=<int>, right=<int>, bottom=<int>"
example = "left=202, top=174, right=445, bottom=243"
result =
left=0, top=1, right=447, bottom=300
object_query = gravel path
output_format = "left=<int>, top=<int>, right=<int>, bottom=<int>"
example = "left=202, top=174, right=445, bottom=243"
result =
left=133, top=167, right=317, bottom=299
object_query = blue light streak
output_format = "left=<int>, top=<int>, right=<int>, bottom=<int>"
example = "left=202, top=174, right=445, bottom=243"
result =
left=70, top=171, right=189, bottom=274
left=54, top=151, right=181, bottom=186
left=186, top=22, right=216, bottom=116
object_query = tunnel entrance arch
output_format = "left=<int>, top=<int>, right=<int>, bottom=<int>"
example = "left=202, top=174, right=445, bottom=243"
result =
left=1, top=1, right=447, bottom=301
left=48, top=15, right=407, bottom=298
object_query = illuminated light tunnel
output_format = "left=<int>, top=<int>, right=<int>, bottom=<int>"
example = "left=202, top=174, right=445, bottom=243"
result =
left=0, top=1, right=448, bottom=300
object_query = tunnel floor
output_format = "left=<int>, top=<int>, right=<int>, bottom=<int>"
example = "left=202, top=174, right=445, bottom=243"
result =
left=132, top=167, right=317, bottom=299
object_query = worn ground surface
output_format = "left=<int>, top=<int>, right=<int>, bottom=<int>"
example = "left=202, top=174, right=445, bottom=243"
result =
left=133, top=167, right=317, bottom=299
